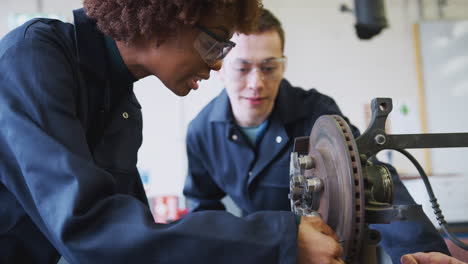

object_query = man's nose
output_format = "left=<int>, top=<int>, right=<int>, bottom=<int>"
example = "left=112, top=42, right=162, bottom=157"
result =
left=246, top=68, right=265, bottom=90
left=210, top=60, right=223, bottom=71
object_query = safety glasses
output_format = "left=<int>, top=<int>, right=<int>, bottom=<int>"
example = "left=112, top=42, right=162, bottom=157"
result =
left=226, top=57, right=287, bottom=81
left=193, top=25, right=236, bottom=67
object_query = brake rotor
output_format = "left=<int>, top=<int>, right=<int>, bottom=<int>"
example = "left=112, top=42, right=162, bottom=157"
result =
left=306, top=115, right=365, bottom=262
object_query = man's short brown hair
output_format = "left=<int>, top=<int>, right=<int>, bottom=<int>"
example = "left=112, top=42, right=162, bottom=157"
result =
left=83, top=0, right=262, bottom=44
left=255, top=8, right=285, bottom=52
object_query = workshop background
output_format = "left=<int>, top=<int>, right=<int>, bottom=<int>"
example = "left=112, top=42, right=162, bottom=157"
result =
left=1, top=0, right=467, bottom=260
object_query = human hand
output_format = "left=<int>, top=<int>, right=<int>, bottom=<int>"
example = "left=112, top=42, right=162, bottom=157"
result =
left=297, top=215, right=344, bottom=264
left=401, top=252, right=466, bottom=264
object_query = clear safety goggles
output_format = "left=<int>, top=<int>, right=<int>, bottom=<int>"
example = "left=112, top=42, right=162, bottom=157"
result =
left=225, top=57, right=287, bottom=81
left=194, top=25, right=236, bottom=67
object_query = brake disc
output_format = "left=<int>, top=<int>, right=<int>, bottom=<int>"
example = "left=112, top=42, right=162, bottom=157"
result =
left=291, top=115, right=365, bottom=262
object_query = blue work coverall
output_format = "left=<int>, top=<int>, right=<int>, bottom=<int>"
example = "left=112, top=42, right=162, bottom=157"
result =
left=0, top=9, right=298, bottom=264
left=184, top=79, right=450, bottom=263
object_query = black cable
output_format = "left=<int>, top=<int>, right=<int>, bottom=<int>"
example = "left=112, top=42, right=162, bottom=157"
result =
left=393, top=148, right=468, bottom=251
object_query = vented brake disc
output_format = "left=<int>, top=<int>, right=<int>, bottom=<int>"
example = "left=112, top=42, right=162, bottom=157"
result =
left=290, top=115, right=365, bottom=262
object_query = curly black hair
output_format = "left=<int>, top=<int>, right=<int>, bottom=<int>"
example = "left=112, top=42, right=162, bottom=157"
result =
left=83, top=0, right=262, bottom=44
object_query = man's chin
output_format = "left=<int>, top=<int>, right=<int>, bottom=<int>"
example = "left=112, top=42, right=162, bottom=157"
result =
left=245, top=110, right=265, bottom=118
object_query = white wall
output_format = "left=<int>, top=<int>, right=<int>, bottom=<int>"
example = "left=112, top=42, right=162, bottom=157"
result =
left=269, top=0, right=427, bottom=175
left=2, top=0, right=468, bottom=198
left=0, top=0, right=82, bottom=36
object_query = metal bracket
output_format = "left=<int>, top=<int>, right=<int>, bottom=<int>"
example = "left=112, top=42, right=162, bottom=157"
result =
left=365, top=204, right=425, bottom=224
left=356, top=98, right=468, bottom=159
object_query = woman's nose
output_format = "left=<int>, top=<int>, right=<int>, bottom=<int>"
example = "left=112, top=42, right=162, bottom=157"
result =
left=210, top=60, right=223, bottom=71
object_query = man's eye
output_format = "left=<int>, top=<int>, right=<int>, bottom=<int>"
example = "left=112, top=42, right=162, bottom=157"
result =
left=262, top=66, right=277, bottom=73
left=235, top=67, right=250, bottom=72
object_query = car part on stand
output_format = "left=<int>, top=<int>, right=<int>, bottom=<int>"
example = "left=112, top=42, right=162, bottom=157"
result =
left=289, top=98, right=468, bottom=263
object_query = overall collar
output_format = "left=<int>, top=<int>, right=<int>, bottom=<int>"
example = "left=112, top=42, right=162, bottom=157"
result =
left=73, top=8, right=108, bottom=82
left=73, top=8, right=135, bottom=88
left=208, top=89, right=235, bottom=123
left=274, top=79, right=310, bottom=124
left=103, top=35, right=136, bottom=87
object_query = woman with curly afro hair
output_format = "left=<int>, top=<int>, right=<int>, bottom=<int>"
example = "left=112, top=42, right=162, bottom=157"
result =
left=83, top=0, right=263, bottom=96
left=0, top=1, right=319, bottom=264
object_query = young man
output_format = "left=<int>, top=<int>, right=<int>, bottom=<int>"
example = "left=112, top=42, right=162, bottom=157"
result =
left=0, top=1, right=341, bottom=263
left=184, top=8, right=454, bottom=264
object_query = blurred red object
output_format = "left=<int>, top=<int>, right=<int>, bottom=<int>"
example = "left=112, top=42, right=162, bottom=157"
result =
left=151, top=195, right=188, bottom=223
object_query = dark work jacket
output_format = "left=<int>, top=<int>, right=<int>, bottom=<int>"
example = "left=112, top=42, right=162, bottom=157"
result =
left=184, top=79, right=450, bottom=264
left=0, top=9, right=298, bottom=264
